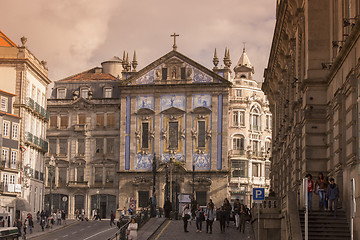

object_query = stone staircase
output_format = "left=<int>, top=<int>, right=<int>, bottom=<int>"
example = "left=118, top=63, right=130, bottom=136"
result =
left=299, top=210, right=351, bottom=240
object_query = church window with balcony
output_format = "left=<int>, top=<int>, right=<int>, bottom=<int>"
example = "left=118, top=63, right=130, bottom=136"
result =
left=141, top=122, right=150, bottom=149
left=198, top=120, right=206, bottom=148
left=168, top=121, right=179, bottom=149
left=232, top=160, right=248, bottom=178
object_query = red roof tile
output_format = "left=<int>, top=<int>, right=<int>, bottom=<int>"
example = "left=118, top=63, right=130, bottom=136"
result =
left=0, top=30, right=17, bottom=47
left=0, top=89, right=16, bottom=96
left=58, top=68, right=119, bottom=82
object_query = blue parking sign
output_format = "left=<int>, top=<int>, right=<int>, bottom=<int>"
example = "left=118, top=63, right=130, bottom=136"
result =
left=253, top=188, right=265, bottom=201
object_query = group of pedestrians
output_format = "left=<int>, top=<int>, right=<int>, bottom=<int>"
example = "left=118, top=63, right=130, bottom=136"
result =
left=306, top=172, right=340, bottom=217
left=182, top=197, right=251, bottom=235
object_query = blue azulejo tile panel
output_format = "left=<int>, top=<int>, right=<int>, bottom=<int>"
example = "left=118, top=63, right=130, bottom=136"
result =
left=134, top=68, right=156, bottom=85
left=185, top=64, right=213, bottom=83
left=192, top=94, right=212, bottom=109
left=193, top=154, right=211, bottom=170
left=135, top=154, right=153, bottom=170
left=161, top=154, right=184, bottom=163
left=136, top=95, right=155, bottom=111
left=160, top=94, right=186, bottom=111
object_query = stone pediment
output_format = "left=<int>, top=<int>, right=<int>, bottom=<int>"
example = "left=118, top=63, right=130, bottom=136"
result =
left=136, top=108, right=155, bottom=115
left=161, top=106, right=185, bottom=115
left=192, top=106, right=212, bottom=114
left=91, top=156, right=117, bottom=165
left=122, top=50, right=232, bottom=86
left=70, top=97, right=94, bottom=109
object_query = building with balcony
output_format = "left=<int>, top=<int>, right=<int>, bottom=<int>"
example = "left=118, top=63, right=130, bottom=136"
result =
left=0, top=89, right=22, bottom=225
left=46, top=58, right=122, bottom=218
left=228, top=48, right=271, bottom=205
left=0, top=31, right=51, bottom=217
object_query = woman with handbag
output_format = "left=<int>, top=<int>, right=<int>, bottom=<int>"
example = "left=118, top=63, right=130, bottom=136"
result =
left=182, top=203, right=191, bottom=232
left=127, top=217, right=138, bottom=240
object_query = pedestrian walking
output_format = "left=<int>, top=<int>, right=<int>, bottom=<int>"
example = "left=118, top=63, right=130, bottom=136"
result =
left=208, top=199, right=214, bottom=210
left=239, top=204, right=247, bottom=233
left=40, top=217, right=45, bottom=232
left=205, top=203, right=214, bottom=234
left=306, top=173, right=314, bottom=211
left=57, top=210, right=62, bottom=225
left=233, top=199, right=240, bottom=229
left=127, top=217, right=138, bottom=240
left=16, top=218, right=22, bottom=236
left=110, top=211, right=115, bottom=226
left=61, top=210, right=66, bottom=224
left=182, top=203, right=191, bottom=232
left=315, top=172, right=327, bottom=210
left=191, top=196, right=197, bottom=219
left=326, top=178, right=339, bottom=217
left=218, top=206, right=227, bottom=233
left=28, top=216, right=33, bottom=234
left=163, top=197, right=172, bottom=219
left=81, top=208, right=85, bottom=221
left=195, top=204, right=204, bottom=232
left=23, top=218, right=27, bottom=235
left=223, top=198, right=232, bottom=227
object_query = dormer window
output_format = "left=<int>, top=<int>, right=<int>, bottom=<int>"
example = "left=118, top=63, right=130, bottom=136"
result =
left=104, top=87, right=112, bottom=98
left=57, top=88, right=66, bottom=99
left=80, top=88, right=89, bottom=98
left=240, top=75, right=246, bottom=79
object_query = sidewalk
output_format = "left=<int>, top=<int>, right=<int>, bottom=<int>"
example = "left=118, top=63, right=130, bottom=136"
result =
left=138, top=217, right=166, bottom=240
left=27, top=219, right=78, bottom=239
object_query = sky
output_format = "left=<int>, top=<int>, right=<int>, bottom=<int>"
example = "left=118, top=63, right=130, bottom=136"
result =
left=1, top=0, right=276, bottom=83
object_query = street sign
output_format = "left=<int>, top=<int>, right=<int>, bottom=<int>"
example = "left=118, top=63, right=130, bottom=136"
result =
left=253, top=188, right=265, bottom=201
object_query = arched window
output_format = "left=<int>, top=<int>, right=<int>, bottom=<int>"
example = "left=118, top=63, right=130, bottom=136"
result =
left=250, top=107, right=261, bottom=131
left=232, top=134, right=245, bottom=151
left=240, top=74, right=246, bottom=78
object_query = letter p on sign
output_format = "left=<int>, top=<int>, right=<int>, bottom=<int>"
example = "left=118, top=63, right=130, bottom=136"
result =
left=253, top=188, right=265, bottom=201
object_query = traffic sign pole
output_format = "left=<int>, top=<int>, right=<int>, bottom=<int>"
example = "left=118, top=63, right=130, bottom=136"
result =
left=253, top=188, right=265, bottom=240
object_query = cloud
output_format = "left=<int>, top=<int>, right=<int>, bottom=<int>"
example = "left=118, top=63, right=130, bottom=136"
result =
left=0, top=0, right=275, bottom=82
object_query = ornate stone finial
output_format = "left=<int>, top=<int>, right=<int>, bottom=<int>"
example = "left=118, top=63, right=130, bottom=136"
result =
left=132, top=50, right=138, bottom=71
left=226, top=48, right=232, bottom=68
left=126, top=52, right=131, bottom=71
left=213, top=48, right=219, bottom=69
left=20, top=36, right=27, bottom=46
left=122, top=51, right=127, bottom=69
left=243, top=41, right=246, bottom=53
left=171, top=32, right=179, bottom=51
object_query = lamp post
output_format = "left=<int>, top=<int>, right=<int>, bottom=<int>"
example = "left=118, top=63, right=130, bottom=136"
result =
left=152, top=153, right=156, bottom=195
left=49, top=155, right=56, bottom=213
left=192, top=163, right=195, bottom=196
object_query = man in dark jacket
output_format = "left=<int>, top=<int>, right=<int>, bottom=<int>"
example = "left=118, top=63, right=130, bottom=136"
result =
left=326, top=178, right=339, bottom=217
left=16, top=218, right=22, bottom=236
left=163, top=197, right=172, bottom=219
left=218, top=206, right=227, bottom=233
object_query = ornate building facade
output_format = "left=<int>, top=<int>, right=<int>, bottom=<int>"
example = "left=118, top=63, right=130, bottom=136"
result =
left=263, top=0, right=360, bottom=237
left=118, top=49, right=230, bottom=212
left=228, top=48, right=271, bottom=206
left=0, top=31, right=51, bottom=218
left=46, top=57, right=122, bottom=218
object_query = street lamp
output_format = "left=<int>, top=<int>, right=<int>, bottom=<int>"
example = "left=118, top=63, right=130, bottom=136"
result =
left=192, top=162, right=195, bottom=196
left=49, top=155, right=56, bottom=213
left=152, top=153, right=156, bottom=195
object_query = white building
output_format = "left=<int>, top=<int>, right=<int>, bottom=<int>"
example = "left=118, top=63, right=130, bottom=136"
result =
left=227, top=48, right=272, bottom=205
left=0, top=31, right=51, bottom=217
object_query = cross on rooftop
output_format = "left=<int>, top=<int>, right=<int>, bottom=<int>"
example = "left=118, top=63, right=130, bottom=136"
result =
left=171, top=32, right=179, bottom=51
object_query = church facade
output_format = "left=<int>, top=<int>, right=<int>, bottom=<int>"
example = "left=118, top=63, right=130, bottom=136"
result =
left=118, top=49, right=231, bottom=211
